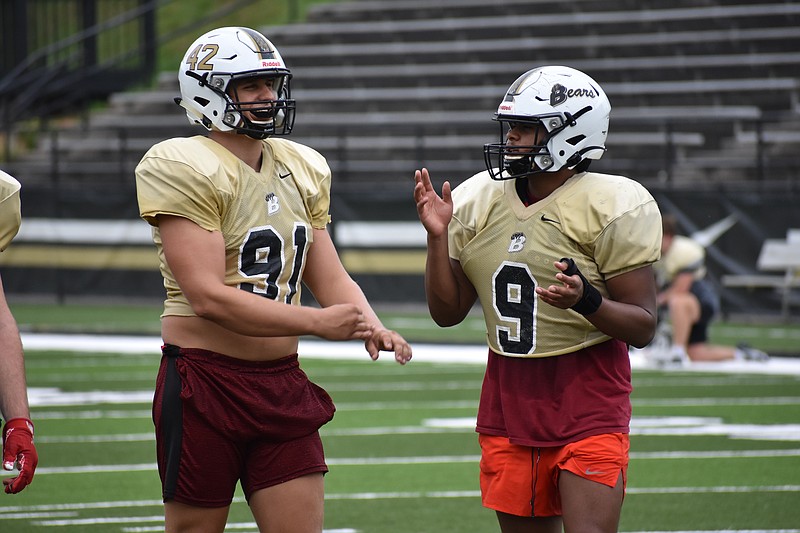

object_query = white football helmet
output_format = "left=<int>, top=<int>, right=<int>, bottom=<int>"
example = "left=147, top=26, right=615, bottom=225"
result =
left=484, top=66, right=611, bottom=179
left=177, top=26, right=295, bottom=139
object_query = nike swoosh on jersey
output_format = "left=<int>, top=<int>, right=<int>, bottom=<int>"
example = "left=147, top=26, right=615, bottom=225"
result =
left=279, top=173, right=292, bottom=179
left=541, top=214, right=560, bottom=224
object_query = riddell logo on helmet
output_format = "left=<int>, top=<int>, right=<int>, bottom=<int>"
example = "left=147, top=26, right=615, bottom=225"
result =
left=550, top=83, right=597, bottom=106
left=499, top=104, right=514, bottom=112
left=262, top=61, right=283, bottom=67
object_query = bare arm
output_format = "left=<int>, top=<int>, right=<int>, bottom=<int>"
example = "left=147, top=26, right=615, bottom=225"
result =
left=302, top=227, right=412, bottom=364
left=158, top=215, right=373, bottom=342
left=0, top=275, right=29, bottom=421
left=536, top=261, right=658, bottom=348
left=0, top=274, right=37, bottom=494
left=413, top=168, right=477, bottom=326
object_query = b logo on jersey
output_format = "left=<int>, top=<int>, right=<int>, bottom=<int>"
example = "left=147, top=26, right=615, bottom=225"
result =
left=508, top=232, right=526, bottom=253
left=265, top=192, right=280, bottom=215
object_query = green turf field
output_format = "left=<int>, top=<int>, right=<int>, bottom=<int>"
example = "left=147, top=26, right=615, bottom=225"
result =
left=2, top=303, right=799, bottom=531
left=2, top=344, right=800, bottom=531
left=8, top=301, right=800, bottom=355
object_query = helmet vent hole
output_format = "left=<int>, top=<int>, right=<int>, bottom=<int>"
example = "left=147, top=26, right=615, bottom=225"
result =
left=566, top=135, right=585, bottom=146
left=193, top=96, right=210, bottom=107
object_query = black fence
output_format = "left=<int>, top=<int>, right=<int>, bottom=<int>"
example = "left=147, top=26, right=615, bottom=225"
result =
left=0, top=0, right=157, bottom=135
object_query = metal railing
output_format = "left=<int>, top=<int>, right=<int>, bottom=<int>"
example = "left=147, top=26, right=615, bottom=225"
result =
left=0, top=0, right=158, bottom=157
left=0, top=0, right=282, bottom=161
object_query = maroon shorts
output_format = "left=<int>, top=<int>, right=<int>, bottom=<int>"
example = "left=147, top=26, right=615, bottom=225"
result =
left=153, top=344, right=336, bottom=507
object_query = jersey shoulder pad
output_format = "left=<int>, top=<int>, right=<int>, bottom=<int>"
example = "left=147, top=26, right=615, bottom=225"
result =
left=267, top=138, right=332, bottom=228
left=135, top=136, right=233, bottom=230
left=448, top=170, right=507, bottom=259
left=566, top=172, right=661, bottom=276
left=451, top=170, right=506, bottom=226
left=142, top=136, right=232, bottom=177
left=267, top=138, right=328, bottom=173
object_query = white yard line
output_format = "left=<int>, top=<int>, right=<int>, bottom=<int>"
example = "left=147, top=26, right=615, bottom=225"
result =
left=5, top=486, right=799, bottom=516
left=20, top=334, right=800, bottom=375
left=25, top=447, right=800, bottom=477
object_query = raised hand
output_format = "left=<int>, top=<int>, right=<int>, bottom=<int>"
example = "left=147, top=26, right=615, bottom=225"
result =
left=414, top=168, right=453, bottom=238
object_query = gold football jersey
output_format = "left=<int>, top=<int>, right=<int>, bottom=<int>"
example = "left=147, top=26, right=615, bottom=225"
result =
left=449, top=170, right=661, bottom=358
left=136, top=135, right=332, bottom=317
left=654, top=234, right=706, bottom=289
left=0, top=170, right=21, bottom=251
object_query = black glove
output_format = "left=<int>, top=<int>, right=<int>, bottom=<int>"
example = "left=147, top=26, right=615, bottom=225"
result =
left=560, top=258, right=603, bottom=315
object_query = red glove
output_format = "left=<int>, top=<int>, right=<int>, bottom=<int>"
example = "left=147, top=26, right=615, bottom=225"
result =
left=3, top=418, right=37, bottom=494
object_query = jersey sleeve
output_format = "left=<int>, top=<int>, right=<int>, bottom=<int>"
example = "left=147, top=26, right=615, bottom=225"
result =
left=0, top=171, right=22, bottom=251
left=448, top=196, right=475, bottom=262
left=448, top=171, right=500, bottom=260
left=591, top=181, right=662, bottom=278
left=135, top=137, right=231, bottom=231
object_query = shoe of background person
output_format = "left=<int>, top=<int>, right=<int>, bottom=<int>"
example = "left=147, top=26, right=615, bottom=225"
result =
left=736, top=342, right=770, bottom=362
left=643, top=344, right=688, bottom=368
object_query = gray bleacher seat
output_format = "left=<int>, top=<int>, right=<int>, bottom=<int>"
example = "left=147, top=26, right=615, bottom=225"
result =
left=10, top=0, right=800, bottom=189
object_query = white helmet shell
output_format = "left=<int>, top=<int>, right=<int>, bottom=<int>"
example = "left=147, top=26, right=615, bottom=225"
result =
left=177, top=26, right=295, bottom=138
left=484, top=66, right=611, bottom=178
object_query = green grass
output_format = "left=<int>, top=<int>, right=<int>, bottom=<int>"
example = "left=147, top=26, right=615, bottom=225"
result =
left=8, top=300, right=800, bottom=356
left=11, top=302, right=163, bottom=335
left=2, top=346, right=799, bottom=532
left=4, top=301, right=800, bottom=530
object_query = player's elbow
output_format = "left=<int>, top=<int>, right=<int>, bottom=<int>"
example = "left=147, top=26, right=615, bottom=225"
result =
left=629, top=331, right=655, bottom=349
left=184, top=289, right=227, bottom=322
left=432, top=315, right=461, bottom=328
left=627, top=316, right=658, bottom=349
left=428, top=304, right=469, bottom=328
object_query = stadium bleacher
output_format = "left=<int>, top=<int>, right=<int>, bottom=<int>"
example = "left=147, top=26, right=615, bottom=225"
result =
left=4, top=0, right=799, bottom=192
left=1, top=0, right=799, bottom=314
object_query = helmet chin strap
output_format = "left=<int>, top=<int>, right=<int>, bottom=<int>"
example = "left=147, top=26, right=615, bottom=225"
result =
left=505, top=155, right=534, bottom=176
left=504, top=151, right=556, bottom=177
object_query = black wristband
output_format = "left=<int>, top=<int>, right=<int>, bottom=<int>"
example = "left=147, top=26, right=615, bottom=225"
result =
left=560, top=257, right=603, bottom=315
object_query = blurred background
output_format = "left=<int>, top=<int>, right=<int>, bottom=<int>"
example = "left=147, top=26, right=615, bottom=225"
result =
left=1, top=0, right=798, bottom=322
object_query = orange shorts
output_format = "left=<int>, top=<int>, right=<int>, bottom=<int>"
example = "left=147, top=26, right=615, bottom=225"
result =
left=479, top=433, right=629, bottom=517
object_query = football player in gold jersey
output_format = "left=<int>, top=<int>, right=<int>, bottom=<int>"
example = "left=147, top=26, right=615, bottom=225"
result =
left=136, top=27, right=411, bottom=533
left=414, top=66, right=661, bottom=533
left=0, top=171, right=38, bottom=494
